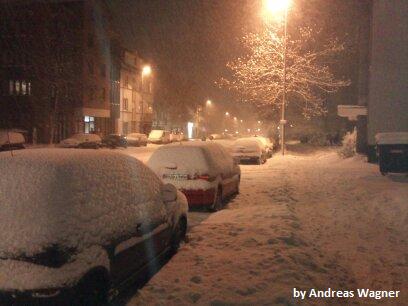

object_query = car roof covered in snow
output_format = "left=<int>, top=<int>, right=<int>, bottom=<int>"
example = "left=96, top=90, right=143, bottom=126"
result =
left=147, top=141, right=235, bottom=177
left=0, top=149, right=165, bottom=257
left=375, top=132, right=408, bottom=145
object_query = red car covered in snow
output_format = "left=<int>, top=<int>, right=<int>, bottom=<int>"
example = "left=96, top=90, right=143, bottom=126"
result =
left=147, top=142, right=241, bottom=211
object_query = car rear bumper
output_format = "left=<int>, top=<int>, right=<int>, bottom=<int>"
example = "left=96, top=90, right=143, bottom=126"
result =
left=181, top=188, right=216, bottom=207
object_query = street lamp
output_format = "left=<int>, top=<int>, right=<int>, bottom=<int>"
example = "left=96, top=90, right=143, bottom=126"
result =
left=263, top=0, right=291, bottom=155
left=141, top=65, right=152, bottom=134
left=206, top=99, right=212, bottom=106
left=225, top=112, right=230, bottom=116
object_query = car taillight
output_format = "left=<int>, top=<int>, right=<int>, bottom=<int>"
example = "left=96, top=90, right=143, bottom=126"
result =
left=190, top=174, right=211, bottom=181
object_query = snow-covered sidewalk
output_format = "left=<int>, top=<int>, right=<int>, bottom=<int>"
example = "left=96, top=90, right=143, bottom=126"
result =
left=128, top=147, right=407, bottom=306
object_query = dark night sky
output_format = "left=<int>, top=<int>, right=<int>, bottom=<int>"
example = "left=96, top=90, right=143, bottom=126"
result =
left=108, top=0, right=363, bottom=121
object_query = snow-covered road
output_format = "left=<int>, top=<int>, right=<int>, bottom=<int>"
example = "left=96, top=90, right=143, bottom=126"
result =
left=126, top=145, right=408, bottom=306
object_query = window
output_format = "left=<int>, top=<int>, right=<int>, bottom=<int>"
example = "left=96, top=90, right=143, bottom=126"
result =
left=84, top=116, right=95, bottom=133
left=8, top=80, right=31, bottom=96
left=88, top=60, right=94, bottom=74
left=123, top=98, right=128, bottom=110
left=87, top=34, right=94, bottom=48
left=100, top=64, right=106, bottom=77
left=101, top=88, right=105, bottom=101
left=124, top=76, right=129, bottom=88
left=89, top=88, right=95, bottom=101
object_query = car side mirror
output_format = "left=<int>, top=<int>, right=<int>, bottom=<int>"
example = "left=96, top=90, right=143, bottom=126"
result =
left=161, top=183, right=178, bottom=203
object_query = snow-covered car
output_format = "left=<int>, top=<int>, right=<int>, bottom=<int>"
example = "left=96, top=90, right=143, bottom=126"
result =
left=102, top=134, right=127, bottom=148
left=59, top=133, right=102, bottom=149
left=0, top=149, right=188, bottom=304
left=253, top=136, right=274, bottom=158
left=0, top=130, right=25, bottom=151
left=232, top=137, right=267, bottom=165
left=148, top=130, right=171, bottom=144
left=126, top=133, right=148, bottom=147
left=147, top=142, right=240, bottom=211
left=170, top=133, right=186, bottom=142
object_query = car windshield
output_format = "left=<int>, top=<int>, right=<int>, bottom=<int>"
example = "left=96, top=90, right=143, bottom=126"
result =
left=149, top=130, right=164, bottom=138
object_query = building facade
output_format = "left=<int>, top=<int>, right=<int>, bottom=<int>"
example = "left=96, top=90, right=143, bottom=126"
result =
left=0, top=0, right=146, bottom=143
left=115, top=50, right=153, bottom=135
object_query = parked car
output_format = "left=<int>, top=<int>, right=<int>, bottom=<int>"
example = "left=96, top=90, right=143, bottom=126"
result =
left=209, top=133, right=224, bottom=140
left=0, top=130, right=25, bottom=151
left=60, top=133, right=102, bottom=149
left=148, top=130, right=171, bottom=144
left=170, top=133, right=187, bottom=142
left=0, top=149, right=188, bottom=305
left=253, top=136, right=274, bottom=158
left=147, top=142, right=240, bottom=211
left=232, top=137, right=267, bottom=165
left=126, top=133, right=148, bottom=147
left=102, top=134, right=127, bottom=148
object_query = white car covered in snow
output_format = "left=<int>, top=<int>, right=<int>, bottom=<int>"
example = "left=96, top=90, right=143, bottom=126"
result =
left=0, top=149, right=188, bottom=304
left=253, top=136, right=274, bottom=158
left=148, top=130, right=171, bottom=144
left=147, top=142, right=240, bottom=211
left=59, top=133, right=102, bottom=149
left=0, top=130, right=25, bottom=151
left=232, top=137, right=268, bottom=165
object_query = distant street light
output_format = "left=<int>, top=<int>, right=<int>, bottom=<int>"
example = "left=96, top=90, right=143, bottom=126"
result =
left=263, top=0, right=291, bottom=156
left=206, top=99, right=212, bottom=106
left=234, top=117, right=237, bottom=121
left=225, top=112, right=230, bottom=116
left=142, top=65, right=152, bottom=76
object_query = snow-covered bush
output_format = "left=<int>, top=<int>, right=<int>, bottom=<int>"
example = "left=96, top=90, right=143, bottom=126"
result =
left=338, top=129, right=356, bottom=158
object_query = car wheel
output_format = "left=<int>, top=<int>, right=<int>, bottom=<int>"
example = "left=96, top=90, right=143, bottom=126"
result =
left=256, top=157, right=262, bottom=165
left=169, top=217, right=187, bottom=255
left=211, top=187, right=223, bottom=212
left=75, top=272, right=109, bottom=306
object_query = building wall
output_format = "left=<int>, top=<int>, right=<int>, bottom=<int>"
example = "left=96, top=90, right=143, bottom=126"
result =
left=367, top=0, right=408, bottom=146
left=116, top=50, right=153, bottom=135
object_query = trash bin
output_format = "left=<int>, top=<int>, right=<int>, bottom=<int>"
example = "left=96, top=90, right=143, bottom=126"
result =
left=376, top=132, right=408, bottom=175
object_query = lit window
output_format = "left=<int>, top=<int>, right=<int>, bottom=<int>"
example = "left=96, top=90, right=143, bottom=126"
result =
left=15, top=81, right=21, bottom=95
left=84, top=116, right=95, bottom=133
left=21, top=81, right=27, bottom=95
left=9, top=80, right=14, bottom=95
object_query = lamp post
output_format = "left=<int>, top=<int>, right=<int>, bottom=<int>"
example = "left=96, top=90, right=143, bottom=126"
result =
left=141, top=65, right=151, bottom=133
left=264, top=0, right=291, bottom=155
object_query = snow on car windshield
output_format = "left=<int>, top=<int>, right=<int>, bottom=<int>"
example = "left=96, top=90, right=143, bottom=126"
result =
left=149, top=130, right=164, bottom=139
left=233, top=138, right=262, bottom=152
left=0, top=149, right=165, bottom=258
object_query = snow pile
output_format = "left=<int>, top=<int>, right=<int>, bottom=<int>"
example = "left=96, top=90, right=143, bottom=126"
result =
left=375, top=132, right=408, bottom=145
left=338, top=129, right=356, bottom=158
left=0, top=149, right=166, bottom=259
left=0, top=131, right=25, bottom=146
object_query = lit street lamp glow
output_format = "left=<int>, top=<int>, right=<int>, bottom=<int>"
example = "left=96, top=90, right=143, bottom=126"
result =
left=142, top=65, right=152, bottom=76
left=264, top=0, right=291, bottom=15
left=225, top=112, right=230, bottom=116
left=206, top=99, right=212, bottom=106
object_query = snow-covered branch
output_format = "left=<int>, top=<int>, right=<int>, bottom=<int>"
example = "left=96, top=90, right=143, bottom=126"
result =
left=218, top=25, right=350, bottom=118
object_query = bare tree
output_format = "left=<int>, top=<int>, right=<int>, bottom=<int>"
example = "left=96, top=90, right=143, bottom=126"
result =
left=219, top=25, right=350, bottom=118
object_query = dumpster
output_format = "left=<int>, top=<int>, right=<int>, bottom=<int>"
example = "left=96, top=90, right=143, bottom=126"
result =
left=376, top=132, right=408, bottom=175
